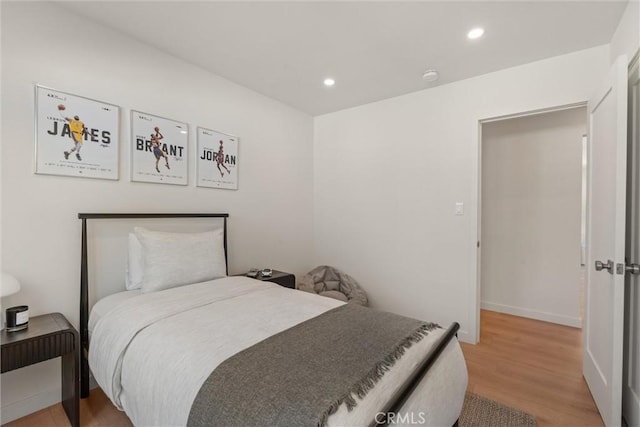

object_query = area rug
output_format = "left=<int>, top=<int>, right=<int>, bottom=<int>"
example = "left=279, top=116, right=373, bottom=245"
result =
left=460, top=392, right=536, bottom=427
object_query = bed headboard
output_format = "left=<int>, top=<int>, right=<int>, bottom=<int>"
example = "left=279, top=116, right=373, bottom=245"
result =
left=78, top=212, right=229, bottom=397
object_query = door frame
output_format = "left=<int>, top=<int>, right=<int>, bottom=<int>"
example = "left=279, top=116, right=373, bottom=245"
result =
left=623, top=50, right=640, bottom=427
left=474, top=102, right=587, bottom=342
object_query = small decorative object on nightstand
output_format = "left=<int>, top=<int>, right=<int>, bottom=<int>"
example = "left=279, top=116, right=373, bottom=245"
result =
left=1, top=313, right=79, bottom=427
left=260, top=268, right=273, bottom=277
left=244, top=269, right=295, bottom=289
left=6, top=305, right=29, bottom=332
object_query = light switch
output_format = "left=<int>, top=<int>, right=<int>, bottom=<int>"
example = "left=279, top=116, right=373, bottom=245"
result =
left=455, top=202, right=464, bottom=215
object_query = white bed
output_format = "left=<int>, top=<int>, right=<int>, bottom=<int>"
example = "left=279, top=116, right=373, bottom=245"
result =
left=80, top=213, right=467, bottom=426
left=89, top=276, right=467, bottom=426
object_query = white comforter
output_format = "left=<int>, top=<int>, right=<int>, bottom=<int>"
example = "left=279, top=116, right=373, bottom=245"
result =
left=90, top=276, right=467, bottom=426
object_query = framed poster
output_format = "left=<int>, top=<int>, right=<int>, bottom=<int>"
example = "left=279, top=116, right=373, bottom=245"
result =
left=196, top=127, right=239, bottom=190
left=35, top=85, right=120, bottom=180
left=131, top=111, right=188, bottom=185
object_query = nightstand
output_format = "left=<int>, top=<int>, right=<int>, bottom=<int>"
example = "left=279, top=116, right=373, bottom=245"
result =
left=1, top=312, right=79, bottom=427
left=243, top=270, right=296, bottom=289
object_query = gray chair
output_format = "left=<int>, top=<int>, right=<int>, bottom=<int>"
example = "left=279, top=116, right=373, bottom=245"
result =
left=297, top=265, right=368, bottom=306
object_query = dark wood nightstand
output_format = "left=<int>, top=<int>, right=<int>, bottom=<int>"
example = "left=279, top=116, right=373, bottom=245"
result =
left=1, top=312, right=79, bottom=427
left=242, top=270, right=296, bottom=289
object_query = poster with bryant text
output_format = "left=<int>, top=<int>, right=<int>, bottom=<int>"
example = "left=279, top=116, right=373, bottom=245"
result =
left=196, top=127, right=239, bottom=190
left=35, top=86, right=120, bottom=180
left=131, top=111, right=188, bottom=185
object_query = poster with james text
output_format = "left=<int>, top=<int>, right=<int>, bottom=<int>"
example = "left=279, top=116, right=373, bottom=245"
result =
left=35, top=85, right=120, bottom=180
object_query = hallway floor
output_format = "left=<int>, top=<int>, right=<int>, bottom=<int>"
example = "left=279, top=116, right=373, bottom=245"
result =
left=460, top=309, right=603, bottom=426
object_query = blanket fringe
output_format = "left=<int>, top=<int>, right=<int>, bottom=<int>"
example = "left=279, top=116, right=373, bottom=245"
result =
left=317, top=322, right=440, bottom=427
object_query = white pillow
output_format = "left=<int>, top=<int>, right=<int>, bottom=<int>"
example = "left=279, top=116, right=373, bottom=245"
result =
left=125, top=233, right=143, bottom=290
left=134, top=227, right=227, bottom=293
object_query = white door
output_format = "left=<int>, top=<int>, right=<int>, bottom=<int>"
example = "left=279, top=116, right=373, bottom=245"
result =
left=623, top=55, right=640, bottom=427
left=583, top=55, right=628, bottom=427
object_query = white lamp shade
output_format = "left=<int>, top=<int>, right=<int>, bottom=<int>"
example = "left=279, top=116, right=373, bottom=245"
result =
left=1, top=273, right=21, bottom=297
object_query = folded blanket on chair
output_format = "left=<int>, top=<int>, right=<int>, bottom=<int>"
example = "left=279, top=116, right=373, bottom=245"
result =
left=187, top=303, right=438, bottom=427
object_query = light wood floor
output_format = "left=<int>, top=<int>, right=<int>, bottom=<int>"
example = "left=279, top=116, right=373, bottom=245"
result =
left=3, top=310, right=603, bottom=426
left=461, top=310, right=603, bottom=426
left=2, top=388, right=132, bottom=427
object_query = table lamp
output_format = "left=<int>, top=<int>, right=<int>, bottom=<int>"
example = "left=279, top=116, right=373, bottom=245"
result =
left=1, top=272, right=22, bottom=331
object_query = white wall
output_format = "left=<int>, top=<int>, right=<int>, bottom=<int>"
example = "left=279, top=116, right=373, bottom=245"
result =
left=314, top=46, right=609, bottom=344
left=0, top=2, right=314, bottom=422
left=480, top=108, right=586, bottom=327
left=610, top=0, right=640, bottom=64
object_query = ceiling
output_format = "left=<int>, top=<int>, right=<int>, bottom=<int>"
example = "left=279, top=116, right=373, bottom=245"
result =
left=61, top=1, right=628, bottom=116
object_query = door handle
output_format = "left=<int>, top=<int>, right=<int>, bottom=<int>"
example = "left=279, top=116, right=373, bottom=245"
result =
left=595, top=259, right=614, bottom=274
left=626, top=263, right=640, bottom=275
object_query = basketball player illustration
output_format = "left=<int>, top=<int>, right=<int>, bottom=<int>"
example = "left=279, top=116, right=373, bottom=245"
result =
left=216, top=140, right=231, bottom=177
left=58, top=104, right=87, bottom=161
left=151, top=127, right=170, bottom=173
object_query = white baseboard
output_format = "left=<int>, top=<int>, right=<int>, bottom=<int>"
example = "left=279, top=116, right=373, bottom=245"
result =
left=1, top=373, right=99, bottom=424
left=481, top=301, right=582, bottom=328
left=0, top=387, right=60, bottom=424
left=456, top=329, right=474, bottom=344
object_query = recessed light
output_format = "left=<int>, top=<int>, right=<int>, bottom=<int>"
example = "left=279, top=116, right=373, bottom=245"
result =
left=467, top=27, right=484, bottom=40
left=422, top=69, right=439, bottom=82
left=323, top=78, right=335, bottom=87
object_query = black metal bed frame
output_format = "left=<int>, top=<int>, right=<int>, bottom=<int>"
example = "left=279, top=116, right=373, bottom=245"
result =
left=372, top=321, right=460, bottom=426
left=78, top=213, right=229, bottom=398
left=78, top=212, right=460, bottom=426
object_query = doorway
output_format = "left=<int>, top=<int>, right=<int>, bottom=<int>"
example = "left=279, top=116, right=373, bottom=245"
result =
left=478, top=106, right=587, bottom=330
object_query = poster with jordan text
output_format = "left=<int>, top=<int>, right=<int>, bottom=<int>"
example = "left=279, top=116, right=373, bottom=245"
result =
left=35, top=85, right=120, bottom=180
left=196, top=127, right=239, bottom=190
left=131, top=111, right=188, bottom=185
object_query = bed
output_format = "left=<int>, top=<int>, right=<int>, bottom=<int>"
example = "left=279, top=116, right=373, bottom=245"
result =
left=79, top=213, right=468, bottom=426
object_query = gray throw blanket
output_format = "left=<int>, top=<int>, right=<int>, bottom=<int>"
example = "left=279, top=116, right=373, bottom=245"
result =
left=188, top=303, right=439, bottom=427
